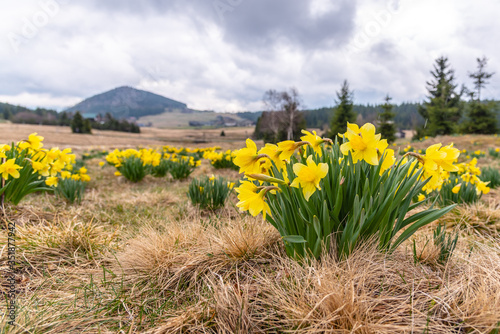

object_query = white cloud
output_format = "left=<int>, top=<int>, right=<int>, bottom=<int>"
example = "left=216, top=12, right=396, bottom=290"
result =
left=0, top=92, right=81, bottom=110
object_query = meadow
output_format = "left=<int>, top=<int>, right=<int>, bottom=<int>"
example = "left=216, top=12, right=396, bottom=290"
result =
left=1, top=124, right=500, bottom=333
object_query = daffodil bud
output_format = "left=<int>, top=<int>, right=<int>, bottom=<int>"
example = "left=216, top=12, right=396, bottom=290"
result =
left=246, top=173, right=287, bottom=185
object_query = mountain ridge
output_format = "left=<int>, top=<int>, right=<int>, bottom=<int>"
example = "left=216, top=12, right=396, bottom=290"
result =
left=65, top=86, right=188, bottom=119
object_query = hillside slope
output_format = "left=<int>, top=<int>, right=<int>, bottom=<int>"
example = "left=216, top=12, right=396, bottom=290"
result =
left=65, top=86, right=187, bottom=119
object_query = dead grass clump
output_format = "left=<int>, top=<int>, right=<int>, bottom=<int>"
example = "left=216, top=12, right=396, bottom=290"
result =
left=0, top=202, right=59, bottom=228
left=114, top=216, right=279, bottom=303
left=151, top=238, right=500, bottom=333
left=247, top=245, right=439, bottom=333
left=432, top=239, right=500, bottom=332
left=408, top=233, right=443, bottom=266
left=15, top=218, right=120, bottom=269
left=442, top=201, right=500, bottom=235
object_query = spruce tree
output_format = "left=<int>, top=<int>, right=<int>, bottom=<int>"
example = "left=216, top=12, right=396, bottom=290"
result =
left=462, top=57, right=498, bottom=134
left=71, top=111, right=92, bottom=134
left=329, top=80, right=356, bottom=138
left=83, top=118, right=92, bottom=134
left=378, top=95, right=396, bottom=143
left=469, top=56, right=494, bottom=101
left=59, top=111, right=69, bottom=126
left=418, top=56, right=463, bottom=137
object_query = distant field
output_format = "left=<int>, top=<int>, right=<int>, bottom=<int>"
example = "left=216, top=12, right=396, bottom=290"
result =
left=1, top=126, right=499, bottom=332
left=0, top=123, right=256, bottom=151
left=2, top=123, right=499, bottom=153
left=138, top=110, right=248, bottom=128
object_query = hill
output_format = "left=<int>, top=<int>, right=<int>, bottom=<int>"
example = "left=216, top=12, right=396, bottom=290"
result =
left=138, top=111, right=253, bottom=128
left=65, top=86, right=188, bottom=119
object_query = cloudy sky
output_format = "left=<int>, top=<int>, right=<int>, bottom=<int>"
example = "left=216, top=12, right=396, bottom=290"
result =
left=0, top=0, right=499, bottom=112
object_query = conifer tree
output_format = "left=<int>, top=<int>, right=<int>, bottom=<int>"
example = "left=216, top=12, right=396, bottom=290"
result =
left=418, top=56, right=463, bottom=137
left=378, top=94, right=396, bottom=143
left=469, top=56, right=494, bottom=101
left=71, top=111, right=92, bottom=134
left=329, top=80, right=356, bottom=138
left=461, top=57, right=498, bottom=134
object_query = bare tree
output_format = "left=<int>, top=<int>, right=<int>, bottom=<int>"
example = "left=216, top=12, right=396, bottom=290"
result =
left=257, top=88, right=304, bottom=142
left=281, top=88, right=301, bottom=140
left=262, top=89, right=283, bottom=143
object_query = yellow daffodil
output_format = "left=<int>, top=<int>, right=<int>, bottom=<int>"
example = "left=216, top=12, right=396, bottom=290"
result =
left=476, top=180, right=490, bottom=195
left=379, top=149, right=395, bottom=175
left=340, top=122, right=386, bottom=165
left=290, top=155, right=328, bottom=201
left=422, top=170, right=445, bottom=194
left=31, top=160, right=45, bottom=173
left=300, top=130, right=325, bottom=156
left=0, top=158, right=21, bottom=180
left=452, top=184, right=461, bottom=194
left=417, top=194, right=426, bottom=201
left=99, top=161, right=105, bottom=167
left=422, top=144, right=446, bottom=172
left=45, top=176, right=58, bottom=187
left=60, top=171, right=71, bottom=179
left=234, top=139, right=268, bottom=174
left=258, top=144, right=285, bottom=170
left=46, top=147, right=60, bottom=161
left=19, top=132, right=44, bottom=151
left=235, top=181, right=272, bottom=218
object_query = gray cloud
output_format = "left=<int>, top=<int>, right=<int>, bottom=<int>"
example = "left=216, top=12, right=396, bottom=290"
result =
left=1, top=0, right=499, bottom=111
left=219, top=0, right=356, bottom=51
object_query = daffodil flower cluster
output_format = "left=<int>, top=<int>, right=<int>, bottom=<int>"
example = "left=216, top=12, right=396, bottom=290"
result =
left=187, top=174, right=235, bottom=210
left=54, top=166, right=92, bottom=205
left=233, top=123, right=456, bottom=260
left=106, top=148, right=162, bottom=167
left=203, top=149, right=238, bottom=170
left=403, top=144, right=414, bottom=153
left=451, top=158, right=490, bottom=196
left=233, top=130, right=331, bottom=219
left=488, top=147, right=500, bottom=158
left=106, top=147, right=201, bottom=182
left=0, top=133, right=81, bottom=205
left=163, top=145, right=216, bottom=160
left=470, top=150, right=486, bottom=158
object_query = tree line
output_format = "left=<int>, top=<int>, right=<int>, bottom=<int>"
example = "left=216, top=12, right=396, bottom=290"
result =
left=0, top=104, right=140, bottom=134
left=67, top=111, right=140, bottom=134
left=254, top=56, right=499, bottom=144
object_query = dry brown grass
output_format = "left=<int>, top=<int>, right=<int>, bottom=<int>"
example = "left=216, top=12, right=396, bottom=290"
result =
left=0, top=123, right=255, bottom=151
left=115, top=216, right=279, bottom=303
left=145, top=232, right=500, bottom=333
left=441, top=200, right=500, bottom=235
left=0, top=134, right=499, bottom=333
